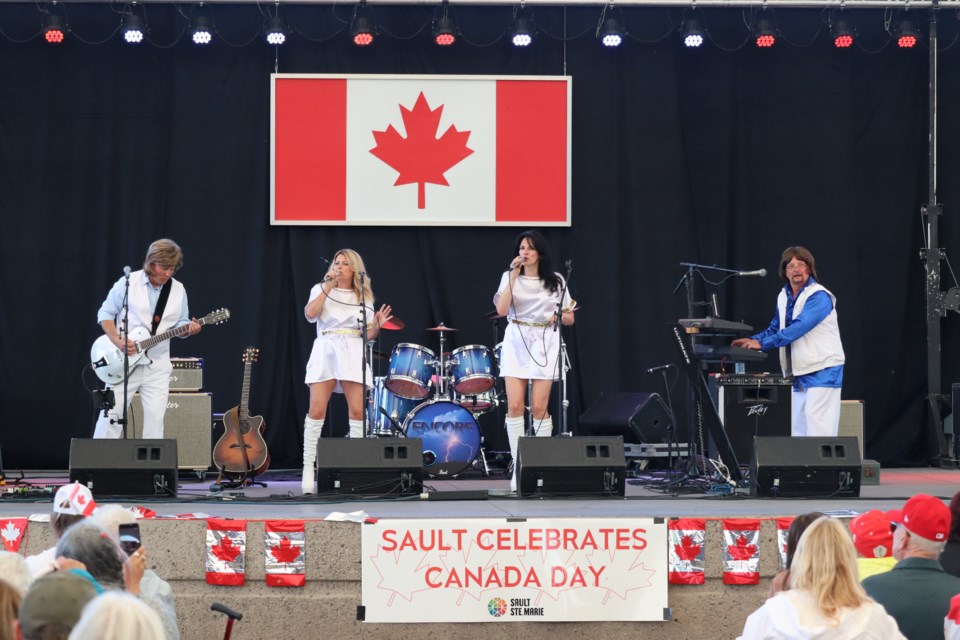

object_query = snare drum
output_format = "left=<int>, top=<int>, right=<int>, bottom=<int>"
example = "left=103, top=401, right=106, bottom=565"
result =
left=368, top=377, right=418, bottom=436
left=453, top=388, right=499, bottom=415
left=450, top=345, right=494, bottom=394
left=385, top=343, right=435, bottom=400
left=403, top=400, right=481, bottom=477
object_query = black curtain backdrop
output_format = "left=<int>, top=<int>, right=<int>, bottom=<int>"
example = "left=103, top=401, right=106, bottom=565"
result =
left=1, top=4, right=958, bottom=470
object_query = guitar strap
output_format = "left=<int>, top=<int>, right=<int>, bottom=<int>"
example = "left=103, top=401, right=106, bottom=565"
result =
left=150, top=280, right=174, bottom=336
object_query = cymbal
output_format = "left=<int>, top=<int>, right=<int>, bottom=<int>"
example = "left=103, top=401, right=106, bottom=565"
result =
left=426, top=323, right=458, bottom=332
left=482, top=310, right=505, bottom=321
left=381, top=317, right=405, bottom=330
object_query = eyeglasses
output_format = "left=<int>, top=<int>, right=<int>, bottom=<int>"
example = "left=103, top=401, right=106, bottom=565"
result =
left=785, top=264, right=808, bottom=272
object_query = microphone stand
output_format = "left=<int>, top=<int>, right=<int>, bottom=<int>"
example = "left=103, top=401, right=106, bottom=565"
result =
left=656, top=367, right=679, bottom=472
left=358, top=272, right=369, bottom=438
left=120, top=269, right=131, bottom=439
left=555, top=260, right=573, bottom=436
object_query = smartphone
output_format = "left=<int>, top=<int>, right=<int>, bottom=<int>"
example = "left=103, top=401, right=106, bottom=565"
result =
left=118, top=522, right=142, bottom=557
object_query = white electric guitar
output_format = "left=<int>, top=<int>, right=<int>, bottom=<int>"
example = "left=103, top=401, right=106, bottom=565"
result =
left=90, top=308, right=230, bottom=384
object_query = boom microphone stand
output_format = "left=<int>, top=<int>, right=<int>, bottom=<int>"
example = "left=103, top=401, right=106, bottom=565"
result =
left=358, top=271, right=369, bottom=438
left=119, top=266, right=131, bottom=439
left=554, top=260, right=573, bottom=436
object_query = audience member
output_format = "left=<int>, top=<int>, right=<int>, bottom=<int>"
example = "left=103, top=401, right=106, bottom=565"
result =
left=738, top=516, right=905, bottom=639
left=24, top=483, right=97, bottom=578
left=946, top=593, right=960, bottom=640
left=768, top=512, right=824, bottom=597
left=67, top=592, right=165, bottom=640
left=0, top=553, right=31, bottom=596
left=862, top=493, right=960, bottom=640
left=0, top=580, right=20, bottom=640
left=940, top=489, right=960, bottom=578
left=850, top=510, right=897, bottom=580
left=55, top=523, right=179, bottom=640
left=13, top=572, right=96, bottom=640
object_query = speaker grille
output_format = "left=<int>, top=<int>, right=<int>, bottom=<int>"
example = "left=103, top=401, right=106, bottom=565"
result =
left=131, top=393, right=212, bottom=469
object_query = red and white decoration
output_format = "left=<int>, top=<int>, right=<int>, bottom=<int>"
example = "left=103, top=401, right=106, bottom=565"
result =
left=0, top=518, right=27, bottom=552
left=130, top=506, right=157, bottom=520
left=360, top=517, right=667, bottom=623
left=668, top=518, right=705, bottom=585
left=946, top=593, right=960, bottom=640
left=265, top=520, right=306, bottom=587
left=775, top=517, right=793, bottom=570
left=272, top=74, right=571, bottom=227
left=206, top=519, right=247, bottom=586
left=722, top=518, right=760, bottom=585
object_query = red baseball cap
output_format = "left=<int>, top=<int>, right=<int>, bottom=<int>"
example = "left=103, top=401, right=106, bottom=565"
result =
left=887, top=494, right=950, bottom=542
left=850, top=510, right=894, bottom=558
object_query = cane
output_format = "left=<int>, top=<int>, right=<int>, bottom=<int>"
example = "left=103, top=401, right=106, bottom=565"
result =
left=211, top=602, right=243, bottom=640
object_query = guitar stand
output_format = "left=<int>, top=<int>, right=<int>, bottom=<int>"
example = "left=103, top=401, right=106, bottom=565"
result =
left=209, top=471, right=267, bottom=493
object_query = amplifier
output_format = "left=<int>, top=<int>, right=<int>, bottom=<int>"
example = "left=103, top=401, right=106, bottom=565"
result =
left=131, top=393, right=212, bottom=470
left=169, top=358, right=204, bottom=392
left=718, top=379, right=792, bottom=466
left=717, top=375, right=793, bottom=386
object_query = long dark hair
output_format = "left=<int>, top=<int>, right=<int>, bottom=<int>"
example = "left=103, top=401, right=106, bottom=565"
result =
left=515, top=230, right=561, bottom=295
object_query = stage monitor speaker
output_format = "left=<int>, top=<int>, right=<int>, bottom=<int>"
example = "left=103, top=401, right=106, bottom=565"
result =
left=719, top=381, right=792, bottom=465
left=579, top=392, right=674, bottom=443
left=69, top=438, right=178, bottom=498
left=131, top=393, right=212, bottom=470
left=517, top=436, right=626, bottom=497
left=316, top=438, right=423, bottom=496
left=750, top=436, right=861, bottom=498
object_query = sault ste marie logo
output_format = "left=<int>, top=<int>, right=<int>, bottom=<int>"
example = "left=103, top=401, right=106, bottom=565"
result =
left=487, top=597, right=508, bottom=618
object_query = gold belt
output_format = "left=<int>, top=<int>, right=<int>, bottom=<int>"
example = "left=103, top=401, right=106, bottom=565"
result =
left=321, top=329, right=362, bottom=336
left=510, top=318, right=551, bottom=328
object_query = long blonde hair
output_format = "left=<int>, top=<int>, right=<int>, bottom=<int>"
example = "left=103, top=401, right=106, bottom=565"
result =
left=333, top=249, right=374, bottom=307
left=789, top=516, right=870, bottom=619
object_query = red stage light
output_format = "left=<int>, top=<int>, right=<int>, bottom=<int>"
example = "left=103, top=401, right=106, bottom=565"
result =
left=898, top=34, right=917, bottom=48
left=756, top=34, right=775, bottom=48
left=435, top=32, right=455, bottom=46
left=834, top=34, right=853, bottom=48
left=353, top=32, right=373, bottom=46
left=45, top=28, right=65, bottom=44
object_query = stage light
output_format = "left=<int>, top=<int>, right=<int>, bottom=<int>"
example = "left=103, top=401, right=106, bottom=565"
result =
left=265, top=15, right=287, bottom=46
left=754, top=15, right=776, bottom=48
left=433, top=14, right=457, bottom=46
left=832, top=16, right=854, bottom=48
left=43, top=14, right=66, bottom=44
left=896, top=17, right=918, bottom=48
left=510, top=16, right=534, bottom=47
left=122, top=14, right=144, bottom=44
left=191, top=16, right=212, bottom=45
left=351, top=15, right=375, bottom=46
left=682, top=17, right=704, bottom=48
left=599, top=15, right=624, bottom=47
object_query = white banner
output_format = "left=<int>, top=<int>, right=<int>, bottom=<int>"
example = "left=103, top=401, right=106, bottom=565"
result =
left=361, top=517, right=668, bottom=623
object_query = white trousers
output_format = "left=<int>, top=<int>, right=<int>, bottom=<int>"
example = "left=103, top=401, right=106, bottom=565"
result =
left=94, top=360, right=172, bottom=439
left=792, top=387, right=841, bottom=437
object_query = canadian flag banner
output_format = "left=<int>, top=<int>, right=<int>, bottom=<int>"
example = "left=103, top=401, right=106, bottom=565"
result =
left=271, top=74, right=571, bottom=226
left=722, top=518, right=760, bottom=585
left=206, top=519, right=247, bottom=586
left=668, top=518, right=705, bottom=585
left=776, top=517, right=793, bottom=571
left=0, top=518, right=28, bottom=552
left=265, top=520, right=306, bottom=587
left=130, top=506, right=157, bottom=520
left=946, top=594, right=960, bottom=640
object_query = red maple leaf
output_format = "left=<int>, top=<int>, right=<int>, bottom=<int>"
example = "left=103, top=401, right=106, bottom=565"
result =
left=674, top=535, right=702, bottom=561
left=727, top=534, right=757, bottom=561
left=212, top=537, right=241, bottom=563
left=270, top=536, right=301, bottom=564
left=369, top=92, right=474, bottom=209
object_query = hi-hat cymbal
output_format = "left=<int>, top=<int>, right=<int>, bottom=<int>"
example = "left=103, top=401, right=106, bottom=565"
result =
left=482, top=310, right=505, bottom=321
left=381, top=317, right=405, bottom=330
left=426, top=323, right=458, bottom=332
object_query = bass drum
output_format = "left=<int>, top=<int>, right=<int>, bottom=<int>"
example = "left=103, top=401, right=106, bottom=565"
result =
left=403, top=400, right=481, bottom=478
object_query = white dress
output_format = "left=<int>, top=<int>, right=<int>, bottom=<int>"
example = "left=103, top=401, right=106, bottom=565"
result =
left=304, top=285, right=374, bottom=392
left=493, top=272, right=573, bottom=381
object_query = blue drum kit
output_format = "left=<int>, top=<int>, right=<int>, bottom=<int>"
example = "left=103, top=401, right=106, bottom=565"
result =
left=368, top=323, right=503, bottom=477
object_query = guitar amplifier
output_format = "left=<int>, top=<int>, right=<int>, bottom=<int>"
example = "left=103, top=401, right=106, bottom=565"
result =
left=131, top=393, right=212, bottom=470
left=169, top=358, right=204, bottom=392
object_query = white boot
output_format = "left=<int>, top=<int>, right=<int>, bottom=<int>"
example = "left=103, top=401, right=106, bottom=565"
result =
left=505, top=416, right=526, bottom=493
left=301, top=417, right=323, bottom=495
left=348, top=419, right=364, bottom=439
left=532, top=415, right=553, bottom=438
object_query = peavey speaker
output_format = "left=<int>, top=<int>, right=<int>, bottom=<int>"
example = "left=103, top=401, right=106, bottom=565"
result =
left=517, top=436, right=626, bottom=497
left=69, top=438, right=178, bottom=497
left=718, top=379, right=792, bottom=465
left=131, top=393, right=212, bottom=470
left=751, top=436, right=861, bottom=497
left=579, top=392, right=675, bottom=443
left=316, top=438, right=423, bottom=496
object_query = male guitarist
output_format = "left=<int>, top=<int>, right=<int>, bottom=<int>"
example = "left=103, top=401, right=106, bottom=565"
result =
left=93, top=239, right=201, bottom=439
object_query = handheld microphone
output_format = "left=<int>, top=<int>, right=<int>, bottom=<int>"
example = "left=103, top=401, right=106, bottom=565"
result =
left=646, top=364, right=673, bottom=374
left=123, top=266, right=131, bottom=277
left=322, top=274, right=336, bottom=283
left=736, top=269, right=767, bottom=277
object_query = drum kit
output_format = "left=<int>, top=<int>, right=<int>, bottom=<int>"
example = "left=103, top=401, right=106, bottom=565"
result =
left=365, top=320, right=504, bottom=478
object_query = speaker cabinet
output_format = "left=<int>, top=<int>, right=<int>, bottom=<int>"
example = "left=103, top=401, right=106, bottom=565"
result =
left=750, top=436, right=861, bottom=497
left=131, top=393, right=212, bottom=470
left=517, top=436, right=626, bottom=497
left=69, top=438, right=178, bottom=498
left=838, top=400, right=865, bottom=458
left=316, top=438, right=423, bottom=496
left=579, top=392, right=675, bottom=443
left=719, top=381, right=792, bottom=465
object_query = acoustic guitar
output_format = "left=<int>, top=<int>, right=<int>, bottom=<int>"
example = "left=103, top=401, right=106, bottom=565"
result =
left=213, top=347, right=269, bottom=479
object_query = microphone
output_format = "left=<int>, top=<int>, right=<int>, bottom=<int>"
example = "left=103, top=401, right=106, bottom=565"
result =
left=736, top=269, right=767, bottom=277
left=123, top=266, right=131, bottom=277
left=646, top=364, right=673, bottom=374
left=322, top=274, right=337, bottom=283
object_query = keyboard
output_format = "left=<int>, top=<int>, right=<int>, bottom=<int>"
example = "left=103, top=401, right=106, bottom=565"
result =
left=693, top=344, right=768, bottom=362
left=679, top=318, right=753, bottom=333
